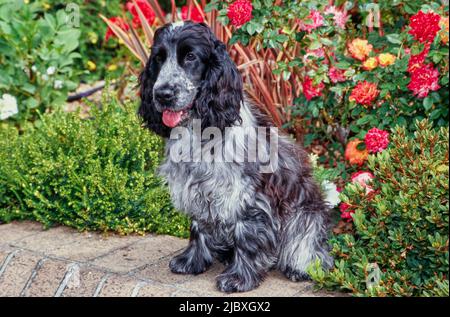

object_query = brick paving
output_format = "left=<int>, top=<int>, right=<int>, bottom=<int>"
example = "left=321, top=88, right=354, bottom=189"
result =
left=0, top=221, right=340, bottom=297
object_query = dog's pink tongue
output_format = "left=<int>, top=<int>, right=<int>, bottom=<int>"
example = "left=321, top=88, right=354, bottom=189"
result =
left=162, top=110, right=183, bottom=128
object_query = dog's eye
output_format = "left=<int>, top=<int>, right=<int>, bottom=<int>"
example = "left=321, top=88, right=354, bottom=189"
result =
left=154, top=53, right=164, bottom=64
left=185, top=52, right=196, bottom=62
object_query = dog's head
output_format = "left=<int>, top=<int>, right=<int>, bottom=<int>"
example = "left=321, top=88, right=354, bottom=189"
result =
left=138, top=21, right=243, bottom=137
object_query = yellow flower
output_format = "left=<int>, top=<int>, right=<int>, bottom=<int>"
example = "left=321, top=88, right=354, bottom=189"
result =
left=24, top=0, right=30, bottom=3
left=87, top=61, right=96, bottom=71
left=348, top=38, right=373, bottom=61
left=362, top=57, right=378, bottom=71
left=378, top=53, right=396, bottom=67
left=107, top=64, right=118, bottom=71
left=88, top=32, right=98, bottom=45
left=43, top=2, right=51, bottom=10
left=440, top=16, right=449, bottom=44
left=118, top=38, right=124, bottom=45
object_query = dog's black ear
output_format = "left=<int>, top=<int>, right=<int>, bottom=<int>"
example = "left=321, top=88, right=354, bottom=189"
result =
left=138, top=63, right=171, bottom=138
left=194, top=26, right=243, bottom=130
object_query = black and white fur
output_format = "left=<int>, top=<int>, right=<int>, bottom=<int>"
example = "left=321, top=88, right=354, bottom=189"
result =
left=138, top=21, right=333, bottom=293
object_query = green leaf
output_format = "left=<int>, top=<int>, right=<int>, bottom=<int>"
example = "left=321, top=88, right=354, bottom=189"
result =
left=21, top=83, right=36, bottom=94
left=272, top=68, right=282, bottom=75
left=432, top=53, right=443, bottom=64
left=423, top=96, right=434, bottom=111
left=320, top=38, right=334, bottom=46
left=44, top=13, right=56, bottom=31
left=55, top=29, right=80, bottom=53
left=335, top=61, right=351, bottom=70
left=275, top=34, right=289, bottom=43
left=282, top=70, right=291, bottom=81
left=288, top=59, right=302, bottom=67
left=204, top=1, right=218, bottom=12
left=25, top=97, right=39, bottom=109
left=295, top=31, right=306, bottom=41
left=246, top=22, right=257, bottom=35
left=386, top=34, right=402, bottom=45
left=356, top=115, right=373, bottom=125
left=252, top=0, right=261, bottom=10
left=309, top=40, right=322, bottom=50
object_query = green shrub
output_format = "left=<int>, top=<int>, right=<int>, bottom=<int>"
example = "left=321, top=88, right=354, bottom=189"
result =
left=308, top=120, right=449, bottom=296
left=38, top=0, right=127, bottom=83
left=0, top=1, right=81, bottom=124
left=0, top=91, right=189, bottom=237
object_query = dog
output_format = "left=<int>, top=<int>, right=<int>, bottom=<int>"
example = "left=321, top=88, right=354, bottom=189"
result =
left=138, top=21, right=333, bottom=293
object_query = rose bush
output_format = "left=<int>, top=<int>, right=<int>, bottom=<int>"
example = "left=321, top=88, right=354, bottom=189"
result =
left=211, top=0, right=448, bottom=179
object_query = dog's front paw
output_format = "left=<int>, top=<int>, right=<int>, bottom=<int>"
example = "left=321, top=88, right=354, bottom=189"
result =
left=216, top=272, right=260, bottom=293
left=282, top=267, right=311, bottom=282
left=169, top=253, right=209, bottom=275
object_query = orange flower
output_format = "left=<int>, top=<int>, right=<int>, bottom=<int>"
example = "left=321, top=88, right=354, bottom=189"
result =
left=348, top=39, right=373, bottom=61
left=378, top=53, right=396, bottom=67
left=345, top=139, right=368, bottom=166
left=440, top=16, right=449, bottom=44
left=362, top=57, right=378, bottom=70
left=349, top=81, right=380, bottom=107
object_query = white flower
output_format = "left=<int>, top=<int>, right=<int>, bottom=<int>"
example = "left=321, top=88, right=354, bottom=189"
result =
left=54, top=80, right=64, bottom=89
left=308, top=153, right=319, bottom=168
left=46, top=66, right=56, bottom=75
left=0, top=94, right=19, bottom=120
left=31, top=65, right=37, bottom=72
left=322, top=180, right=341, bottom=207
left=41, top=74, right=49, bottom=81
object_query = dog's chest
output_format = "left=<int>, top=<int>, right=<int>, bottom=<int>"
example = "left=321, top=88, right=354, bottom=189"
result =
left=159, top=141, right=255, bottom=223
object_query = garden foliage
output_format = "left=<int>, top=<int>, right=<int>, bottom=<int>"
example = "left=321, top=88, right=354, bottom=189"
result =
left=0, top=0, right=81, bottom=124
left=0, top=91, right=190, bottom=237
left=212, top=0, right=449, bottom=174
left=308, top=120, right=449, bottom=296
left=39, top=0, right=129, bottom=82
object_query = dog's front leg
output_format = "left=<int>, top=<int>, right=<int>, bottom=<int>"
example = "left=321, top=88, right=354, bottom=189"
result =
left=216, top=207, right=277, bottom=293
left=169, top=221, right=213, bottom=275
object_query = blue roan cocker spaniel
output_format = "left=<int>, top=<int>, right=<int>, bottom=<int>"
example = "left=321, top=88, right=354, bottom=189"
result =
left=138, top=21, right=332, bottom=293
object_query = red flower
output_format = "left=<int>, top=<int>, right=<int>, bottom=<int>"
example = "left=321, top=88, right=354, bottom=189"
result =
left=104, top=17, right=130, bottom=42
left=181, top=5, right=204, bottom=23
left=299, top=10, right=324, bottom=32
left=227, top=0, right=253, bottom=27
left=408, top=10, right=441, bottom=43
left=328, top=67, right=346, bottom=83
left=349, top=81, right=380, bottom=107
left=407, top=44, right=430, bottom=73
left=365, top=128, right=389, bottom=153
left=350, top=171, right=375, bottom=194
left=407, top=63, right=441, bottom=98
left=340, top=203, right=355, bottom=222
left=302, top=76, right=324, bottom=100
left=126, top=0, right=156, bottom=28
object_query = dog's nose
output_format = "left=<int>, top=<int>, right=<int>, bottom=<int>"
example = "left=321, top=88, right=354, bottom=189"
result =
left=155, top=86, right=176, bottom=104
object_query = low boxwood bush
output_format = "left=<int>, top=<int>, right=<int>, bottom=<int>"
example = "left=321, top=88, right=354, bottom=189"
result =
left=0, top=92, right=189, bottom=237
left=308, top=120, right=449, bottom=296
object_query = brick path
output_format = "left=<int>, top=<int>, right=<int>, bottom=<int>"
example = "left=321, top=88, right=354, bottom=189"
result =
left=0, top=221, right=339, bottom=297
